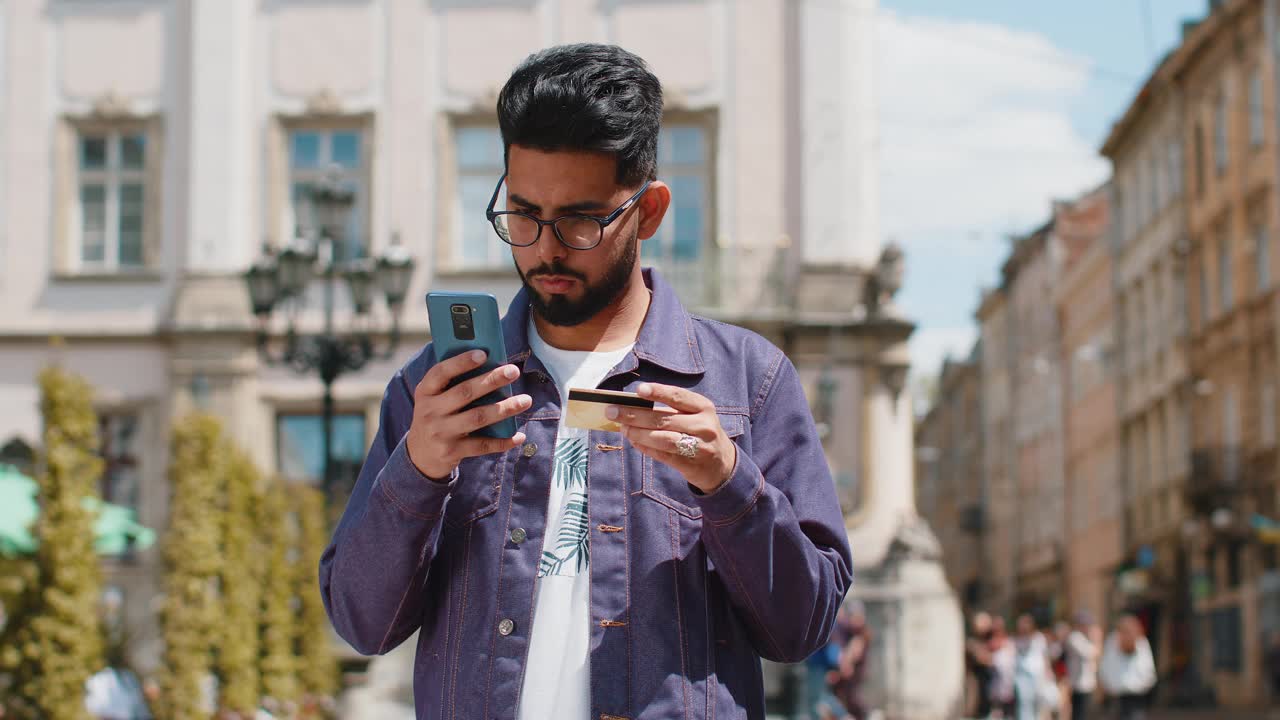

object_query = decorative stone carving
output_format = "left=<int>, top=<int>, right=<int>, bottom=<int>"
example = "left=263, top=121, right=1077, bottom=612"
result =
left=90, top=90, right=132, bottom=118
left=305, top=88, right=343, bottom=116
left=863, top=243, right=905, bottom=318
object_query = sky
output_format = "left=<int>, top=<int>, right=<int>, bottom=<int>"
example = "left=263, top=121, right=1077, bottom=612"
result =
left=878, top=0, right=1209, bottom=389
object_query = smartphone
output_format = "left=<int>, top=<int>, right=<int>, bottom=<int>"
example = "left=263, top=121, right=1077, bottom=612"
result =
left=425, top=291, right=519, bottom=439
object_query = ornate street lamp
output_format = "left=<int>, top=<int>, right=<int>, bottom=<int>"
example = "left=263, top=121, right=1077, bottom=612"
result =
left=244, top=167, right=415, bottom=505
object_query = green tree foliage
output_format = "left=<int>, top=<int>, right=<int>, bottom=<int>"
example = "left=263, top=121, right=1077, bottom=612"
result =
left=215, top=447, right=264, bottom=714
left=295, top=484, right=337, bottom=700
left=258, top=480, right=299, bottom=704
left=0, top=367, right=106, bottom=720
left=157, top=413, right=226, bottom=720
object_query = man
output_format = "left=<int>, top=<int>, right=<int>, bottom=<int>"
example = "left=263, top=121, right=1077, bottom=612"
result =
left=1064, top=610, right=1101, bottom=720
left=825, top=601, right=872, bottom=720
left=320, top=43, right=853, bottom=719
left=965, top=611, right=995, bottom=719
left=1099, top=615, right=1156, bottom=720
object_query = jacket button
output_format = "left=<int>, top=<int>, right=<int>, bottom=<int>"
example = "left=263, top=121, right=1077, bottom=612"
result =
left=498, top=618, right=515, bottom=636
left=510, top=528, right=527, bottom=544
left=522, top=443, right=538, bottom=458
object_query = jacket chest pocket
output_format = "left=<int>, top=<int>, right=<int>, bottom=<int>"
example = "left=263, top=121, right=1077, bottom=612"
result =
left=638, top=411, right=747, bottom=519
left=443, top=453, right=505, bottom=529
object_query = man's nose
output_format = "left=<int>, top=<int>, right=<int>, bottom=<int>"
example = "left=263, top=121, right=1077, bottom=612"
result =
left=535, top=225, right=568, bottom=265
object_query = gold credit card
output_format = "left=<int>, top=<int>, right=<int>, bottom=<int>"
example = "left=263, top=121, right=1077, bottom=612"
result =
left=565, top=388, right=655, bottom=432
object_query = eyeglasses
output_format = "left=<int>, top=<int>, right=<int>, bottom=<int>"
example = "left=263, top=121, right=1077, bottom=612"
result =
left=485, top=172, right=652, bottom=251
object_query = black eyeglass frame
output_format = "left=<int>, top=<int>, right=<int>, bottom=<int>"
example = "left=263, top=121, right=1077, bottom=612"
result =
left=484, top=172, right=653, bottom=251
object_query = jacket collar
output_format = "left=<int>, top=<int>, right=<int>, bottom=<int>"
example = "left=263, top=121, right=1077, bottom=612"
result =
left=501, top=267, right=705, bottom=376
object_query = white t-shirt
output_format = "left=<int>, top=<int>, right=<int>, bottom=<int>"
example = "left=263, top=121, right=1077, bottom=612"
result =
left=1066, top=630, right=1099, bottom=693
left=518, top=317, right=634, bottom=720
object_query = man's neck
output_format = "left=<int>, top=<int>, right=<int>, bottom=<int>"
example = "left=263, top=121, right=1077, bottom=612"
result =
left=531, top=271, right=650, bottom=352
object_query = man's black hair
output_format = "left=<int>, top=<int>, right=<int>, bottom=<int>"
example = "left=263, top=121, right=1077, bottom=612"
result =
left=497, top=43, right=663, bottom=187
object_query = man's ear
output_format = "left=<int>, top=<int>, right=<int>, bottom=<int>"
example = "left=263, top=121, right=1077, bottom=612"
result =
left=635, top=181, right=671, bottom=240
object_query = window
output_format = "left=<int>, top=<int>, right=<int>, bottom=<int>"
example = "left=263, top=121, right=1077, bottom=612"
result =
left=276, top=412, right=367, bottom=486
left=1256, top=224, right=1271, bottom=292
left=1249, top=69, right=1265, bottom=148
left=76, top=131, right=148, bottom=270
left=1200, top=257, right=1211, bottom=327
left=1215, top=93, right=1229, bottom=175
left=1195, top=123, right=1207, bottom=196
left=1261, top=382, right=1275, bottom=449
left=98, top=413, right=140, bottom=511
left=1219, top=232, right=1233, bottom=313
left=1224, top=385, right=1240, bottom=484
left=453, top=125, right=511, bottom=268
left=1169, top=137, right=1184, bottom=198
left=277, top=412, right=368, bottom=519
left=642, top=124, right=711, bottom=268
left=1149, top=152, right=1161, bottom=216
left=288, top=128, right=367, bottom=262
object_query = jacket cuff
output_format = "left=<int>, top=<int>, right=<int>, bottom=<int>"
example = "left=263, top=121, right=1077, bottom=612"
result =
left=691, top=445, right=764, bottom=525
left=377, top=439, right=457, bottom=519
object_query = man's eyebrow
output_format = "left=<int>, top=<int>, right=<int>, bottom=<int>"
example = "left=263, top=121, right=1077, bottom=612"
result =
left=508, top=193, right=611, bottom=215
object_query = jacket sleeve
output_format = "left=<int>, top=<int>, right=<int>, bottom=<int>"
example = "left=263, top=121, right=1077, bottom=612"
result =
left=693, top=350, right=854, bottom=662
left=319, top=363, right=457, bottom=656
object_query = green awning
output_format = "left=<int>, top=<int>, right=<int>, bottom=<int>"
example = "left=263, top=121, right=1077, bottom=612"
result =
left=0, top=464, right=155, bottom=557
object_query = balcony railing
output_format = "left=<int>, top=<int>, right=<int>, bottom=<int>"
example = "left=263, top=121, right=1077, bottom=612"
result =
left=1186, top=446, right=1267, bottom=515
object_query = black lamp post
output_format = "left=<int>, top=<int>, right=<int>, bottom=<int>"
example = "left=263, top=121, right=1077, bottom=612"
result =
left=244, top=169, right=415, bottom=505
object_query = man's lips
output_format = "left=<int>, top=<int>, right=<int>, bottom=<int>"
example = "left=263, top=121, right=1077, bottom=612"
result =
left=533, top=275, right=579, bottom=292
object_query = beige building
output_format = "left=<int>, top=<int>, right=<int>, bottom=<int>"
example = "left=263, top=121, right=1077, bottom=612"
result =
left=1099, top=33, right=1197, bottom=689
left=0, top=0, right=892, bottom=691
left=915, top=352, right=985, bottom=611
left=976, top=287, right=1016, bottom=616
left=1171, top=0, right=1280, bottom=707
left=1053, top=185, right=1122, bottom=626
left=1002, top=221, right=1068, bottom=623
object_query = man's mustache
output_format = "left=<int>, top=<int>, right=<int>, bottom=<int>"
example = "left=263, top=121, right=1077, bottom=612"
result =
left=526, top=264, right=586, bottom=281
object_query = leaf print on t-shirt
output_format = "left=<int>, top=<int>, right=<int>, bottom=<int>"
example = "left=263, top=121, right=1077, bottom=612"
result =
left=537, top=492, right=589, bottom=577
left=552, top=437, right=588, bottom=489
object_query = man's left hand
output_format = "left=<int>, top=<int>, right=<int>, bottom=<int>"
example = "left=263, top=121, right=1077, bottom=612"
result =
left=606, top=382, right=737, bottom=494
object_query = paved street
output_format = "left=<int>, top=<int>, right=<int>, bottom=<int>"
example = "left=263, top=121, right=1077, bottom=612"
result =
left=1147, top=710, right=1278, bottom=720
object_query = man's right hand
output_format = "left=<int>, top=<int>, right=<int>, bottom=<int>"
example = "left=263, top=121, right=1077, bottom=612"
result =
left=406, top=349, right=531, bottom=480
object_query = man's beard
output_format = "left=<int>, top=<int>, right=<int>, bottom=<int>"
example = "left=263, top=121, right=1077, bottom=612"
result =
left=517, top=229, right=638, bottom=327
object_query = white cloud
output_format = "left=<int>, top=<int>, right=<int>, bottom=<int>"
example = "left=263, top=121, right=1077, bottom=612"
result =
left=908, top=324, right=978, bottom=383
left=879, top=10, right=1109, bottom=397
left=878, top=10, right=1110, bottom=243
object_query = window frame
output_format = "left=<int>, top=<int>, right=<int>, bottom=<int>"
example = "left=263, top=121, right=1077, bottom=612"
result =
left=284, top=123, right=372, bottom=262
left=1214, top=91, right=1230, bottom=176
left=97, top=410, right=141, bottom=512
left=448, top=119, right=512, bottom=270
left=1249, top=67, right=1265, bottom=148
left=1218, top=229, right=1233, bottom=314
left=65, top=119, right=160, bottom=274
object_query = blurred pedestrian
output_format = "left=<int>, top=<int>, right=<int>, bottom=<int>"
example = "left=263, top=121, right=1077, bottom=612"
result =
left=1048, top=620, right=1071, bottom=718
left=826, top=601, right=872, bottom=720
left=84, top=640, right=151, bottom=720
left=808, top=602, right=855, bottom=720
left=990, top=616, right=1017, bottom=718
left=967, top=611, right=996, bottom=718
left=1011, top=614, right=1050, bottom=720
left=1065, top=610, right=1101, bottom=720
left=1099, top=615, right=1155, bottom=720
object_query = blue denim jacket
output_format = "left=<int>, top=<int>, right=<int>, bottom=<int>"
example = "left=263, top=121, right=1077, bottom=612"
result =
left=320, top=268, right=853, bottom=719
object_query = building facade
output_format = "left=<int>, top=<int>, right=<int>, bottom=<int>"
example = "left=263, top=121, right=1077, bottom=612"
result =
left=1173, top=0, right=1280, bottom=706
left=1003, top=222, right=1069, bottom=624
left=1053, top=185, right=1123, bottom=628
left=0, top=0, right=888, bottom=689
left=915, top=352, right=985, bottom=612
left=1099, top=39, right=1198, bottom=692
left=976, top=288, right=1016, bottom=617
